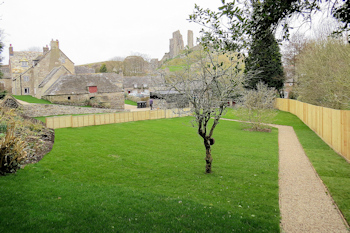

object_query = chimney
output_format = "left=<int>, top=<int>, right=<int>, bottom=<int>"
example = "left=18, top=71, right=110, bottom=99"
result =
left=9, top=44, right=13, bottom=56
left=43, top=45, right=49, bottom=54
left=50, top=39, right=59, bottom=50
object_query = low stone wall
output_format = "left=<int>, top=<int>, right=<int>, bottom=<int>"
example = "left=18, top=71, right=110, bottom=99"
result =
left=22, top=104, right=124, bottom=117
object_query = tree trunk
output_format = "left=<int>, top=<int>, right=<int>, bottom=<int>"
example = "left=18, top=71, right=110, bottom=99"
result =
left=204, top=140, right=213, bottom=173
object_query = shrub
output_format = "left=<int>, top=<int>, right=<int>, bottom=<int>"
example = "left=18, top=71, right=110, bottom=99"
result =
left=0, top=123, right=27, bottom=175
left=237, top=82, right=277, bottom=131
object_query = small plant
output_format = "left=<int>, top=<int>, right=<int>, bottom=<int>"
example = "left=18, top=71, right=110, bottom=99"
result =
left=237, top=82, right=277, bottom=132
left=0, top=123, right=7, bottom=133
left=0, top=123, right=27, bottom=175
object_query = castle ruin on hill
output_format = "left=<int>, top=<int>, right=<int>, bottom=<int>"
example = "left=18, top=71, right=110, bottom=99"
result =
left=162, top=30, right=194, bottom=62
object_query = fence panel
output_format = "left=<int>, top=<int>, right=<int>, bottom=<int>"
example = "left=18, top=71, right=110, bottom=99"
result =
left=275, top=98, right=349, bottom=161
left=342, top=111, right=350, bottom=160
left=322, top=107, right=333, bottom=147
left=332, top=110, right=342, bottom=153
left=150, top=110, right=158, bottom=119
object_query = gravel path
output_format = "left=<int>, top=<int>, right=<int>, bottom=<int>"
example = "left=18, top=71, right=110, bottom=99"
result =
left=275, top=124, right=348, bottom=233
left=221, top=119, right=349, bottom=232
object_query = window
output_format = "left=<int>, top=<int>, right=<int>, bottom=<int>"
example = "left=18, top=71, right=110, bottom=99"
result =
left=23, top=76, right=29, bottom=82
left=143, top=83, right=148, bottom=88
left=68, top=96, right=71, bottom=100
left=24, top=88, right=30, bottom=94
left=21, top=61, right=28, bottom=67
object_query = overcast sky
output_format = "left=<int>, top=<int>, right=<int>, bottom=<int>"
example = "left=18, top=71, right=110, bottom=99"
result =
left=0, top=0, right=223, bottom=65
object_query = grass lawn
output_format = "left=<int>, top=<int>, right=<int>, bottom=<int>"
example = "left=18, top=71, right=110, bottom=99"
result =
left=125, top=99, right=137, bottom=106
left=223, top=108, right=350, bottom=225
left=13, top=95, right=53, bottom=104
left=0, top=117, right=280, bottom=232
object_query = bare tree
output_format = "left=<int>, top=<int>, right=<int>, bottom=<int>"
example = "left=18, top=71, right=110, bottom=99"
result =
left=237, top=82, right=277, bottom=131
left=159, top=47, right=244, bottom=173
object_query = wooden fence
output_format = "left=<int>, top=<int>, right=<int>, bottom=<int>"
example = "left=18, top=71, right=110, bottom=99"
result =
left=275, top=98, right=350, bottom=161
left=45, top=108, right=191, bottom=130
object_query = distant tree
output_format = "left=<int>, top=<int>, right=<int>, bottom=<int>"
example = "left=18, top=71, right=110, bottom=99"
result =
left=123, top=56, right=148, bottom=76
left=295, top=37, right=350, bottom=110
left=282, top=32, right=307, bottom=75
left=99, top=63, right=107, bottom=73
left=160, top=46, right=244, bottom=173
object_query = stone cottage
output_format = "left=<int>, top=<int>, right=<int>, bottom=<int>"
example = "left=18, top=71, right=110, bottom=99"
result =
left=6, top=39, right=124, bottom=109
left=43, top=73, right=124, bottom=109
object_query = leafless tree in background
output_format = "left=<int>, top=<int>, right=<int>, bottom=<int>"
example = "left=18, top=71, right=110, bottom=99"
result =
left=237, top=82, right=277, bottom=131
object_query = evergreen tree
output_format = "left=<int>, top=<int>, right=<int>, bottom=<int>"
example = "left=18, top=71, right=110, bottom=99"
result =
left=99, top=63, right=107, bottom=73
left=245, top=29, right=284, bottom=92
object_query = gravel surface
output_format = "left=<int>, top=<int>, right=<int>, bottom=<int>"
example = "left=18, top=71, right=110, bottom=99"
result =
left=276, top=125, right=349, bottom=233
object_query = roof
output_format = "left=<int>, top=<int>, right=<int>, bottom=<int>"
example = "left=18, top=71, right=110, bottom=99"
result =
left=38, top=66, right=71, bottom=88
left=123, top=76, right=154, bottom=88
left=44, top=73, right=123, bottom=96
left=75, top=66, right=95, bottom=74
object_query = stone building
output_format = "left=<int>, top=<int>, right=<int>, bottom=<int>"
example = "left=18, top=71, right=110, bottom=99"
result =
left=43, top=73, right=124, bottom=109
left=9, top=40, right=75, bottom=97
left=5, top=39, right=124, bottom=109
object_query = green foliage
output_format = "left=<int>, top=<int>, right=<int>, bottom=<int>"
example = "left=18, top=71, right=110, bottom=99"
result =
left=99, top=63, right=107, bottom=73
left=333, top=0, right=350, bottom=34
left=0, top=118, right=280, bottom=232
left=0, top=123, right=6, bottom=133
left=0, top=123, right=27, bottom=175
left=245, top=28, right=284, bottom=92
left=13, top=95, right=52, bottom=104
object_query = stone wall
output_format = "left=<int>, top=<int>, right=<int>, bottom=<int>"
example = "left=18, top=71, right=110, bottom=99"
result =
left=43, top=92, right=124, bottom=109
left=22, top=103, right=124, bottom=117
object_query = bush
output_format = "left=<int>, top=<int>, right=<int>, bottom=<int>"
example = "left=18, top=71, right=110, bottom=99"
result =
left=0, top=123, right=27, bottom=175
left=237, top=82, right=277, bottom=131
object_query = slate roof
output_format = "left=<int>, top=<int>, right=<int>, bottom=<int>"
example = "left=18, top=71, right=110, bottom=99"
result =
left=123, top=76, right=153, bottom=88
left=75, top=66, right=95, bottom=74
left=44, top=73, right=123, bottom=96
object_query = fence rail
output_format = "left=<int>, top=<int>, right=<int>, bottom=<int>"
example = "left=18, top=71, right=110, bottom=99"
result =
left=275, top=98, right=350, bottom=161
left=45, top=108, right=191, bottom=130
